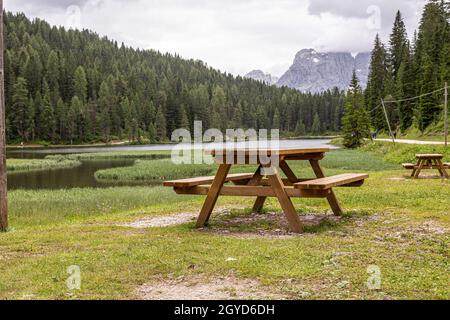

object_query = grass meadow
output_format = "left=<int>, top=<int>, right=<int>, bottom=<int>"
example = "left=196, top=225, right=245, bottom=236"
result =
left=0, top=142, right=448, bottom=299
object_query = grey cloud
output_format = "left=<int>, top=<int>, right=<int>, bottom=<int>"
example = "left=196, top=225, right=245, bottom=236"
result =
left=308, top=0, right=420, bottom=18
left=11, top=0, right=90, bottom=10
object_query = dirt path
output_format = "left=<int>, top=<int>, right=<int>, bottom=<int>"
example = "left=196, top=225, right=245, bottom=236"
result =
left=375, top=138, right=446, bottom=145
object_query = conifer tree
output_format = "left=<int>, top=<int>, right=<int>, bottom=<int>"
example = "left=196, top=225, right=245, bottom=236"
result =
left=68, top=96, right=82, bottom=144
left=415, top=0, right=449, bottom=129
left=343, top=72, right=371, bottom=148
left=11, top=77, right=30, bottom=141
left=74, top=66, right=88, bottom=104
left=396, top=43, right=416, bottom=131
left=272, top=108, right=280, bottom=130
left=311, top=113, right=321, bottom=135
left=389, top=11, right=408, bottom=79
left=155, top=106, right=167, bottom=141
left=365, top=34, right=389, bottom=131
left=295, top=118, right=306, bottom=136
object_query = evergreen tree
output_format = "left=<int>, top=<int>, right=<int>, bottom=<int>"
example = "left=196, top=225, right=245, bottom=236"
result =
left=39, top=82, right=56, bottom=141
left=396, top=43, right=416, bottom=131
left=11, top=77, right=31, bottom=141
left=343, top=72, right=371, bottom=148
left=365, top=34, right=389, bottom=131
left=389, top=11, right=408, bottom=79
left=74, top=66, right=88, bottom=104
left=68, top=96, right=82, bottom=144
left=121, top=97, right=133, bottom=142
left=272, top=108, right=280, bottom=129
left=55, top=98, right=67, bottom=141
left=178, top=104, right=190, bottom=131
left=295, top=118, right=306, bottom=136
left=98, top=81, right=112, bottom=140
left=415, top=0, right=449, bottom=129
left=155, top=106, right=167, bottom=141
left=311, top=113, right=321, bottom=135
left=148, top=122, right=157, bottom=143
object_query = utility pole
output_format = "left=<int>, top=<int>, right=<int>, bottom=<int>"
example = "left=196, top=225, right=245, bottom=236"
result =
left=0, top=0, right=8, bottom=232
left=445, top=82, right=448, bottom=147
left=381, top=99, right=395, bottom=144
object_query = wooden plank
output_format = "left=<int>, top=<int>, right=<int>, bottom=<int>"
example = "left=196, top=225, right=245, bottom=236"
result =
left=416, top=154, right=443, bottom=159
left=402, top=163, right=415, bottom=169
left=279, top=160, right=299, bottom=183
left=309, top=160, right=343, bottom=216
left=295, top=173, right=368, bottom=190
left=163, top=173, right=254, bottom=187
left=209, top=148, right=329, bottom=157
left=266, top=165, right=303, bottom=233
left=195, top=164, right=231, bottom=228
left=404, top=164, right=448, bottom=170
left=175, top=185, right=329, bottom=198
left=213, top=152, right=325, bottom=164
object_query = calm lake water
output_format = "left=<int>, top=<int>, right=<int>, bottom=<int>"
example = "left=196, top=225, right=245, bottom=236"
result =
left=6, top=139, right=335, bottom=190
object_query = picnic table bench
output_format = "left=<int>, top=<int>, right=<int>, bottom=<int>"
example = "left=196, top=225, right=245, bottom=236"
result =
left=403, top=154, right=449, bottom=179
left=164, top=148, right=368, bottom=233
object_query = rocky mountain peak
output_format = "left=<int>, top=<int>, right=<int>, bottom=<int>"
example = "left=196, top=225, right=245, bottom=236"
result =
left=244, top=70, right=279, bottom=85
left=277, top=49, right=371, bottom=93
left=245, top=49, right=371, bottom=94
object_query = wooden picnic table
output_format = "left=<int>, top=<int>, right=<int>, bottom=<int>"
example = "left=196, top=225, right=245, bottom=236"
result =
left=403, top=154, right=449, bottom=179
left=164, top=148, right=368, bottom=233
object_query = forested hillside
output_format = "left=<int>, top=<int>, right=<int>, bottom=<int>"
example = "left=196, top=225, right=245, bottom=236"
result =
left=4, top=12, right=345, bottom=144
left=365, top=0, right=449, bottom=134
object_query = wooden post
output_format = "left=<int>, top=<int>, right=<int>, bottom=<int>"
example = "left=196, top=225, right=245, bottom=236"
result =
left=381, top=99, right=395, bottom=144
left=445, top=82, right=448, bottom=147
left=0, top=0, right=8, bottom=232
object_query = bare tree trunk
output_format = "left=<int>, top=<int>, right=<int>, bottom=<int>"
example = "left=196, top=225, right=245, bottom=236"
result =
left=0, top=0, right=9, bottom=232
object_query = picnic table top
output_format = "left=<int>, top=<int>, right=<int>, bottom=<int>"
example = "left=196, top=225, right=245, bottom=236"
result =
left=416, top=154, right=443, bottom=159
left=208, top=148, right=330, bottom=157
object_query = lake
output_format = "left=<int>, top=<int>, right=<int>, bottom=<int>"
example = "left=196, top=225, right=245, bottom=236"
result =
left=6, top=139, right=335, bottom=190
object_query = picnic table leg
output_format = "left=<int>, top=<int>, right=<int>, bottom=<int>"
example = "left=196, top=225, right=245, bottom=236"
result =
left=432, top=159, right=444, bottom=177
left=196, top=164, right=231, bottom=228
left=410, top=160, right=419, bottom=177
left=266, top=165, right=303, bottom=233
left=414, top=159, right=424, bottom=179
left=248, top=165, right=266, bottom=213
left=279, top=160, right=299, bottom=183
left=436, top=159, right=449, bottom=178
left=309, top=160, right=343, bottom=216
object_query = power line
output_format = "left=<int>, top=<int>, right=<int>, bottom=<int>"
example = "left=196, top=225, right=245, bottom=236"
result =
left=383, top=87, right=445, bottom=103
left=368, top=86, right=446, bottom=115
left=369, top=104, right=381, bottom=113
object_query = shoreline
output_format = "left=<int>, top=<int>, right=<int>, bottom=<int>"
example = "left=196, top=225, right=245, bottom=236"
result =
left=6, top=136, right=339, bottom=151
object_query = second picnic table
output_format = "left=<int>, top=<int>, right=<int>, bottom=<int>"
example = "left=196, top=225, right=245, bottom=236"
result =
left=403, top=154, right=449, bottom=179
left=164, top=148, right=368, bottom=233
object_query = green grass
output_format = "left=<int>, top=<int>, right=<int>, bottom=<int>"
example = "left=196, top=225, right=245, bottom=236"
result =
left=95, top=159, right=217, bottom=182
left=67, top=150, right=172, bottom=160
left=0, top=147, right=449, bottom=300
left=360, top=141, right=450, bottom=164
left=6, top=156, right=81, bottom=173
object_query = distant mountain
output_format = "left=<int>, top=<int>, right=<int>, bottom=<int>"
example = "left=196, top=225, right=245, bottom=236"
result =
left=277, top=49, right=371, bottom=93
left=244, top=70, right=279, bottom=85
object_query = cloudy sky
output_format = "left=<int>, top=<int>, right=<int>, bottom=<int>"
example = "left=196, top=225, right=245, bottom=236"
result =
left=6, top=0, right=427, bottom=77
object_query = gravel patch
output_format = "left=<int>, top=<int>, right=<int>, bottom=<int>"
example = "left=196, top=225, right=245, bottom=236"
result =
left=136, top=276, right=287, bottom=300
left=118, top=212, right=197, bottom=228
